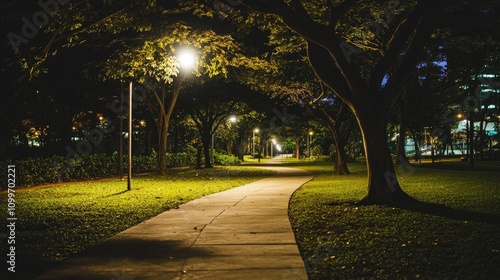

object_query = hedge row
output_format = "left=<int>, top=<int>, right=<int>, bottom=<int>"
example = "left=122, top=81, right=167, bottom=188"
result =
left=0, top=154, right=158, bottom=187
left=1, top=151, right=240, bottom=188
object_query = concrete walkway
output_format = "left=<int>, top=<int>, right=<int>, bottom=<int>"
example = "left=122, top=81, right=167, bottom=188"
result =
left=37, top=159, right=313, bottom=279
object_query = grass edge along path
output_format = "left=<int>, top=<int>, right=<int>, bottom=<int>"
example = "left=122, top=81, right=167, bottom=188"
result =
left=287, top=160, right=500, bottom=280
left=0, top=166, right=275, bottom=279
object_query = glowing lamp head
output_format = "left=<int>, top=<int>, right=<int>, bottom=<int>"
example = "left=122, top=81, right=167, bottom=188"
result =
left=177, top=48, right=196, bottom=71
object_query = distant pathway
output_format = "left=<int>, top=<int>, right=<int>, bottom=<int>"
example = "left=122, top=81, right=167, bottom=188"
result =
left=37, top=157, right=314, bottom=280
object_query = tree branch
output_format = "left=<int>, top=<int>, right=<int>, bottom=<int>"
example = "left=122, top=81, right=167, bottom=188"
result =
left=368, top=1, right=427, bottom=94
left=241, top=0, right=366, bottom=97
left=383, top=0, right=443, bottom=113
left=306, top=40, right=352, bottom=104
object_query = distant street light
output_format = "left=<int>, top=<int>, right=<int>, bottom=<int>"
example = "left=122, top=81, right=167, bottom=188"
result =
left=252, top=128, right=259, bottom=158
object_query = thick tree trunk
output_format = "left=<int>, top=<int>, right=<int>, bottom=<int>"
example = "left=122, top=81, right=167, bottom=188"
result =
left=237, top=139, right=245, bottom=161
left=356, top=114, right=417, bottom=205
left=331, top=126, right=350, bottom=175
left=293, top=136, right=300, bottom=160
left=226, top=141, right=232, bottom=156
left=202, top=132, right=213, bottom=168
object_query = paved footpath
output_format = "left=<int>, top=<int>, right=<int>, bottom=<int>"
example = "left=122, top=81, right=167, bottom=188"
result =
left=37, top=158, right=313, bottom=280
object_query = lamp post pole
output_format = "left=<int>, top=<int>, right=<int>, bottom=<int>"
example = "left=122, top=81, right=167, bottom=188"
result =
left=252, top=130, right=255, bottom=157
left=307, top=131, right=313, bottom=160
left=127, top=82, right=133, bottom=191
left=212, top=132, right=215, bottom=164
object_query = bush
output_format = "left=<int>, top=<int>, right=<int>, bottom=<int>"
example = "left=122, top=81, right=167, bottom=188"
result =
left=214, top=153, right=240, bottom=166
left=167, top=146, right=198, bottom=167
left=0, top=148, right=212, bottom=188
left=0, top=153, right=159, bottom=188
left=132, top=154, right=157, bottom=172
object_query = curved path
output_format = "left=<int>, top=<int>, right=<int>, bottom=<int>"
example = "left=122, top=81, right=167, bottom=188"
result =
left=38, top=160, right=313, bottom=280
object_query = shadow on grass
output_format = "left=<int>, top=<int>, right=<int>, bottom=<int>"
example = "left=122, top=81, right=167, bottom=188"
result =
left=326, top=201, right=500, bottom=225
left=103, top=189, right=130, bottom=197
left=414, top=160, right=500, bottom=172
left=401, top=202, right=500, bottom=225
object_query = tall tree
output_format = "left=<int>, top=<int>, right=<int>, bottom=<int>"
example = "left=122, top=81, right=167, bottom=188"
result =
left=238, top=0, right=443, bottom=205
left=179, top=80, right=255, bottom=168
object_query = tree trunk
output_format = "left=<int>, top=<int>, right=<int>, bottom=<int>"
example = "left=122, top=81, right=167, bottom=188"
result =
left=226, top=140, right=232, bottom=156
left=331, top=125, right=350, bottom=175
left=158, top=119, right=168, bottom=173
left=410, top=129, right=421, bottom=162
left=202, top=132, right=213, bottom=168
left=396, top=119, right=408, bottom=165
left=157, top=78, right=183, bottom=174
left=356, top=113, right=417, bottom=205
left=196, top=145, right=203, bottom=169
left=293, top=136, right=300, bottom=160
left=237, top=139, right=245, bottom=161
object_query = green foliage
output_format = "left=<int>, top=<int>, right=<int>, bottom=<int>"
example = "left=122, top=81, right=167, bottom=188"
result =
left=0, top=151, right=207, bottom=187
left=214, top=152, right=240, bottom=166
left=130, top=154, right=157, bottom=172
left=166, top=152, right=196, bottom=167
left=0, top=150, right=232, bottom=188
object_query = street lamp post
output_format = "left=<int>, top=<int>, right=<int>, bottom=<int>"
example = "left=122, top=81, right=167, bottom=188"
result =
left=307, top=131, right=313, bottom=160
left=228, top=116, right=237, bottom=156
left=211, top=132, right=215, bottom=164
left=127, top=82, right=133, bottom=191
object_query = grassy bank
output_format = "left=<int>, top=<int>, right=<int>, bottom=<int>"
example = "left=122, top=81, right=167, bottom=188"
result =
left=287, top=160, right=500, bottom=279
left=0, top=166, right=274, bottom=279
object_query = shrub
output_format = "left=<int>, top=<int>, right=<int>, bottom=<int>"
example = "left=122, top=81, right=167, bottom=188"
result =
left=0, top=153, right=160, bottom=188
left=214, top=153, right=240, bottom=166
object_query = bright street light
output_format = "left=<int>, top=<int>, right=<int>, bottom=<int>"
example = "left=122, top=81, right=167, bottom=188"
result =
left=177, top=48, right=196, bottom=71
left=229, top=116, right=237, bottom=123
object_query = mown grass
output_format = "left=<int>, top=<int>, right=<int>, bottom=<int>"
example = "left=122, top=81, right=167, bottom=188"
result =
left=0, top=166, right=274, bottom=279
left=286, top=159, right=500, bottom=279
left=242, top=155, right=271, bottom=163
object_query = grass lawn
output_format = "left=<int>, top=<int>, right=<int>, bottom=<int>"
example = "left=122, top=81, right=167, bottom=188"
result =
left=286, top=159, right=500, bottom=279
left=242, top=155, right=271, bottom=163
left=0, top=166, right=275, bottom=279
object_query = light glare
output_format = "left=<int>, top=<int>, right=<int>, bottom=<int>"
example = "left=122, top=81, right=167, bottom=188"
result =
left=178, top=49, right=196, bottom=70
